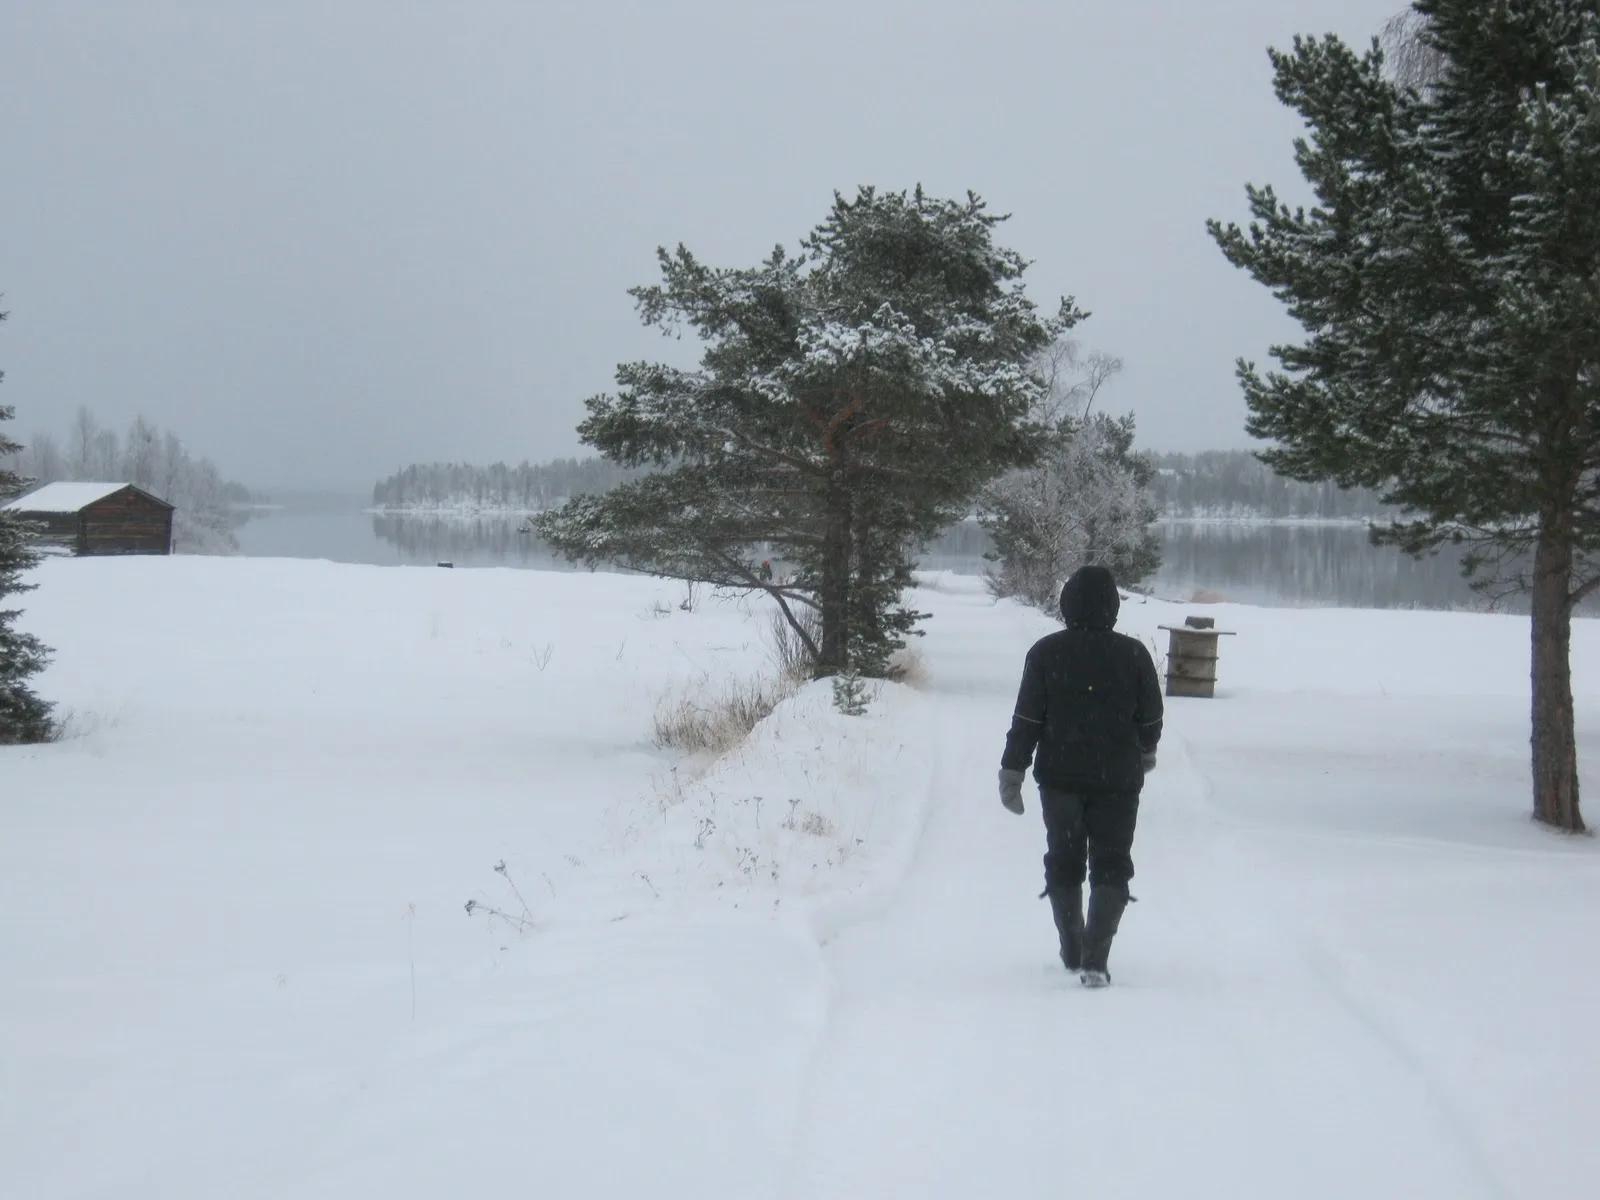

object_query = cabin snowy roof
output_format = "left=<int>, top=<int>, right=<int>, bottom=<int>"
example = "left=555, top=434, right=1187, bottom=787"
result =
left=1, top=482, right=164, bottom=514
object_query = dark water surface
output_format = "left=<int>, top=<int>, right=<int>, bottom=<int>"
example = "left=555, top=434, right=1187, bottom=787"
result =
left=235, top=496, right=1505, bottom=612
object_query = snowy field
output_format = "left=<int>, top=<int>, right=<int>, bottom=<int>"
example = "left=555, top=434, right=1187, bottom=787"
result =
left=4, top=557, right=1599, bottom=1199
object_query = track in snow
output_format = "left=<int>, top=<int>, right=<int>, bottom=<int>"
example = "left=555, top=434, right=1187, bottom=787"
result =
left=782, top=589, right=1506, bottom=1200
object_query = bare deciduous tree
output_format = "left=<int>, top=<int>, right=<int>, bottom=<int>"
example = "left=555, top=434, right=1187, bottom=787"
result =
left=91, top=429, right=119, bottom=480
left=980, top=342, right=1160, bottom=611
left=124, top=415, right=159, bottom=490
left=1036, top=339, right=1124, bottom=425
left=20, top=432, right=62, bottom=483
left=69, top=406, right=98, bottom=478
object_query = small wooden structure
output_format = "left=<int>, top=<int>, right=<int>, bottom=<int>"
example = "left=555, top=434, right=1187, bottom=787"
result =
left=1158, top=615, right=1236, bottom=699
left=2, top=482, right=174, bottom=556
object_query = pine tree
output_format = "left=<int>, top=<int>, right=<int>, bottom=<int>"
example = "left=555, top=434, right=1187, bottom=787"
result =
left=831, top=669, right=871, bottom=716
left=536, top=187, right=1078, bottom=677
left=0, top=304, right=55, bottom=744
left=1209, top=0, right=1600, bottom=831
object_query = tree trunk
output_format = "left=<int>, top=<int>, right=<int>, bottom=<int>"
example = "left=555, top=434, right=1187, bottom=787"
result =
left=1529, top=522, right=1585, bottom=832
left=817, top=470, right=853, bottom=677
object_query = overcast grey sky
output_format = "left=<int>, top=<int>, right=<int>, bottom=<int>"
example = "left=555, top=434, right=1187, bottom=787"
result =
left=1, top=0, right=1401, bottom=490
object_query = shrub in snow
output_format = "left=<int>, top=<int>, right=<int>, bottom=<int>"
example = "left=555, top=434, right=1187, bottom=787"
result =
left=464, top=860, right=536, bottom=934
left=767, top=604, right=822, bottom=683
left=885, top=645, right=930, bottom=690
left=652, top=672, right=801, bottom=756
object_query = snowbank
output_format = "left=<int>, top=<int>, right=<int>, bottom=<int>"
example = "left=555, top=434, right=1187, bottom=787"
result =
left=2, top=557, right=939, bottom=1197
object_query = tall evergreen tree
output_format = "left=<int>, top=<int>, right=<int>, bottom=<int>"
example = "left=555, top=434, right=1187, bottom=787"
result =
left=0, top=303, right=55, bottom=744
left=1209, top=0, right=1600, bottom=831
left=537, top=187, right=1077, bottom=676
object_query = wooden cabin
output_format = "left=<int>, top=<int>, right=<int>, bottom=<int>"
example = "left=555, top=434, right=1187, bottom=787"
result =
left=2, top=482, right=175, bottom=556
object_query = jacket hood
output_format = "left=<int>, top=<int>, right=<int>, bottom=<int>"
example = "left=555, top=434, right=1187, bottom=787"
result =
left=1059, top=565, right=1120, bottom=630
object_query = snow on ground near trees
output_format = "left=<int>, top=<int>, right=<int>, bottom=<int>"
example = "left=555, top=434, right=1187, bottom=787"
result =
left=3, top=558, right=1598, bottom=1199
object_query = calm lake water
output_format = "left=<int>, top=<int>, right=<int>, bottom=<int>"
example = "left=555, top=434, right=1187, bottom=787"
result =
left=235, top=495, right=1508, bottom=613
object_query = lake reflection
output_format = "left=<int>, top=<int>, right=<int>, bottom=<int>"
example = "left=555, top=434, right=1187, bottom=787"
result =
left=235, top=498, right=1525, bottom=613
left=925, top=520, right=1501, bottom=612
left=1146, top=522, right=1493, bottom=611
left=369, top=512, right=599, bottom=571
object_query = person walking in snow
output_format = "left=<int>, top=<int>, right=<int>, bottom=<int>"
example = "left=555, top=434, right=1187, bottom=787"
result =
left=998, top=565, right=1164, bottom=988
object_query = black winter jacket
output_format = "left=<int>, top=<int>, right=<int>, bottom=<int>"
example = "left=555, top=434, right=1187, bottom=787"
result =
left=1001, top=566, right=1164, bottom=794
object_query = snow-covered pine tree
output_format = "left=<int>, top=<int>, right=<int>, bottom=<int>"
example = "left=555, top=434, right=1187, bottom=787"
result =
left=0, top=305, right=55, bottom=744
left=536, top=187, right=1078, bottom=677
left=1209, top=0, right=1600, bottom=831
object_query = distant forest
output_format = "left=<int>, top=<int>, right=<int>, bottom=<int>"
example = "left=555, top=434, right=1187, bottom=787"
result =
left=373, top=449, right=1396, bottom=522
left=371, top=458, right=646, bottom=511
left=1147, top=450, right=1395, bottom=521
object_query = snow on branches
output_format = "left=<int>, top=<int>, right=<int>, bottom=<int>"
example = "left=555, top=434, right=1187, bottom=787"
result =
left=980, top=343, right=1160, bottom=611
left=538, top=186, right=1079, bottom=677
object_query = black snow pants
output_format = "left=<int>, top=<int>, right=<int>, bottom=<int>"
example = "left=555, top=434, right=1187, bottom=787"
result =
left=1040, top=788, right=1140, bottom=893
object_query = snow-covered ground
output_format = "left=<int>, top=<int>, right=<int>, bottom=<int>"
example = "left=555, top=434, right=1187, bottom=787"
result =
left=4, top=557, right=1598, bottom=1198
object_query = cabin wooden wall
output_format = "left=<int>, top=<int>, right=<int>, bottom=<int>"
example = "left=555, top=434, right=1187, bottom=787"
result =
left=77, top=491, right=173, bottom=555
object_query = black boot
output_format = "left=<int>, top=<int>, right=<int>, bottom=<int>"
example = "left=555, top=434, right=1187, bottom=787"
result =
left=1046, top=885, right=1085, bottom=972
left=1080, top=883, right=1129, bottom=988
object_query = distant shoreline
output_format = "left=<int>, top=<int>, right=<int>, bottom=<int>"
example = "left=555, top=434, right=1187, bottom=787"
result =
left=365, top=504, right=543, bottom=518
left=362, top=504, right=1384, bottom=528
left=1154, top=514, right=1381, bottom=528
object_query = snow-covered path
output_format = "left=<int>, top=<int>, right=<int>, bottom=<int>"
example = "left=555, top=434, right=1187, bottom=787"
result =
left=784, top=587, right=1513, bottom=1200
